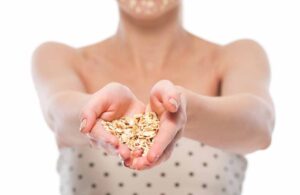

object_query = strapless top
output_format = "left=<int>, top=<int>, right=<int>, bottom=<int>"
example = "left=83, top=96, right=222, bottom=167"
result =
left=57, top=137, right=247, bottom=195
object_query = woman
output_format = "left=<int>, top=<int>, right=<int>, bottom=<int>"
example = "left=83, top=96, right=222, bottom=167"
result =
left=32, top=0, right=275, bottom=195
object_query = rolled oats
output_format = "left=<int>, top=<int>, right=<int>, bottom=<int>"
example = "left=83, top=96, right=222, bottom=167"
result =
left=101, top=112, right=159, bottom=156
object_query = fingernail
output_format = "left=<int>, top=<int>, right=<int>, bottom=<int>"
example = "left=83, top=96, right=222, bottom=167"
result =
left=154, top=155, right=160, bottom=162
left=169, top=98, right=178, bottom=110
left=123, top=159, right=131, bottom=167
left=79, top=119, right=87, bottom=133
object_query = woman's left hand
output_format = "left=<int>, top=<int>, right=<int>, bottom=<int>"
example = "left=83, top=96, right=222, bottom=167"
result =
left=127, top=80, right=188, bottom=170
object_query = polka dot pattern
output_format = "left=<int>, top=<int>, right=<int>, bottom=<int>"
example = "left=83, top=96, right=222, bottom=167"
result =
left=89, top=162, right=94, bottom=168
left=91, top=183, right=97, bottom=188
left=57, top=137, right=247, bottom=195
left=146, top=182, right=152, bottom=188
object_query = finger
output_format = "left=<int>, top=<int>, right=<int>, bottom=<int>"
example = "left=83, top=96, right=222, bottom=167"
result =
left=134, top=129, right=180, bottom=170
left=135, top=153, right=164, bottom=170
left=89, top=119, right=119, bottom=148
left=80, top=92, right=109, bottom=134
left=123, top=158, right=133, bottom=168
left=150, top=80, right=181, bottom=114
left=141, top=112, right=185, bottom=169
left=131, top=141, right=175, bottom=170
left=123, top=148, right=144, bottom=169
left=132, top=149, right=143, bottom=158
left=140, top=139, right=176, bottom=170
left=132, top=156, right=151, bottom=170
left=147, top=112, right=178, bottom=163
left=163, top=140, right=176, bottom=160
left=118, top=144, right=131, bottom=161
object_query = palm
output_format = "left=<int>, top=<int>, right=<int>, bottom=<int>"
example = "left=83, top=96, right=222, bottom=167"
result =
left=81, top=80, right=187, bottom=170
left=125, top=80, right=187, bottom=170
left=80, top=82, right=146, bottom=161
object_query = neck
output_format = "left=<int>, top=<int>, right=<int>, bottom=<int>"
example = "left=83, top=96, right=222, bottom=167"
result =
left=113, top=5, right=190, bottom=70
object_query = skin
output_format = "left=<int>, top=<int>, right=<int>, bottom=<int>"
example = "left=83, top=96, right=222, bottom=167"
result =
left=32, top=0, right=275, bottom=170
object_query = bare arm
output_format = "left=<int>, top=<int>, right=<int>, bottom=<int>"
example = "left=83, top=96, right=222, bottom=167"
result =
left=181, top=39, right=275, bottom=154
left=31, top=41, right=145, bottom=162
left=31, top=42, right=90, bottom=147
left=112, top=40, right=275, bottom=170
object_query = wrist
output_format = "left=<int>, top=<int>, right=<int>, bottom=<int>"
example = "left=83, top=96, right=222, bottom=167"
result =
left=43, top=90, right=92, bottom=148
left=174, top=84, right=189, bottom=112
left=174, top=86, right=206, bottom=139
left=47, top=90, right=91, bottom=131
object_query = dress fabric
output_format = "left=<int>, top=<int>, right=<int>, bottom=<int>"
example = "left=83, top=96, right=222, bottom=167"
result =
left=57, top=137, right=247, bottom=195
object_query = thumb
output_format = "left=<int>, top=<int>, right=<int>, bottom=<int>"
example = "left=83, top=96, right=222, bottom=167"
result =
left=79, top=93, right=109, bottom=134
left=150, top=80, right=181, bottom=114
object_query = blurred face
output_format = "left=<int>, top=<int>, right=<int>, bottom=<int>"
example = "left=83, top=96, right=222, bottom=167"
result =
left=117, top=0, right=180, bottom=19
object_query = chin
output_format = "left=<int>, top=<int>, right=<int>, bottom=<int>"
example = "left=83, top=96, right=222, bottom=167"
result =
left=118, top=0, right=180, bottom=20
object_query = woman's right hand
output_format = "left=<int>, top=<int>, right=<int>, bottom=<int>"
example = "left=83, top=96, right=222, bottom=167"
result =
left=79, top=82, right=146, bottom=161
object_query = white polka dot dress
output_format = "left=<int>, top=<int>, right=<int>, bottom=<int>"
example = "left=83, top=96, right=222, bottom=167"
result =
left=57, top=137, right=247, bottom=195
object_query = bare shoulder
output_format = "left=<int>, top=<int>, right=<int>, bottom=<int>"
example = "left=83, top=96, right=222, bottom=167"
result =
left=32, top=42, right=80, bottom=67
left=218, top=39, right=270, bottom=73
left=222, top=39, right=267, bottom=58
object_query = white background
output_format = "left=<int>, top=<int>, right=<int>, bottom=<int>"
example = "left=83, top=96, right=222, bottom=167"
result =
left=0, top=0, right=299, bottom=194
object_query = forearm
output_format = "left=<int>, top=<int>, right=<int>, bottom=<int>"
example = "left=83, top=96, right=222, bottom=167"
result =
left=179, top=87, right=274, bottom=154
left=43, top=91, right=91, bottom=148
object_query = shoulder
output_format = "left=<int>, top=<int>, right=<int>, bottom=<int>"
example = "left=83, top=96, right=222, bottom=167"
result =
left=217, top=39, right=270, bottom=74
left=32, top=41, right=80, bottom=67
left=31, top=39, right=113, bottom=76
left=221, top=39, right=267, bottom=59
left=219, top=39, right=269, bottom=66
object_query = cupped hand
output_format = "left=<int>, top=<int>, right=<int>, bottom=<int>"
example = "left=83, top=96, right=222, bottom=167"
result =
left=128, top=80, right=188, bottom=170
left=79, top=82, right=146, bottom=161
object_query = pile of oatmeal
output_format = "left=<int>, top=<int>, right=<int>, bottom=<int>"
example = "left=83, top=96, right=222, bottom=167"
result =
left=101, top=112, right=160, bottom=156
